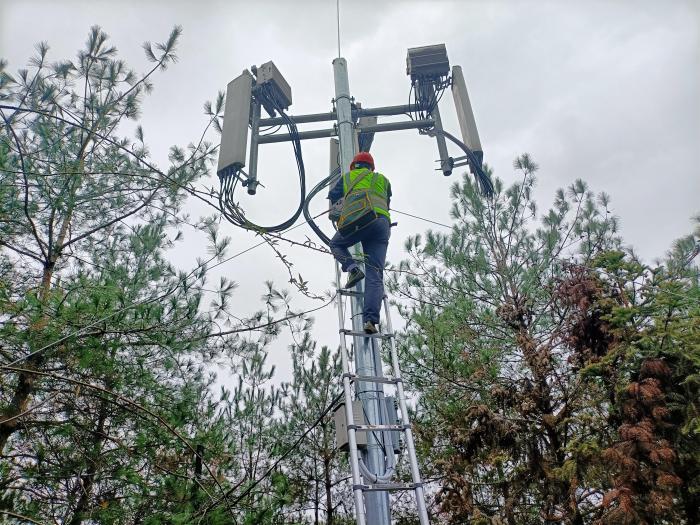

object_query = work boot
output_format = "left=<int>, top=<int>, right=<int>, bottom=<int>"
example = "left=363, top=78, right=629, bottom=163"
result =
left=363, top=321, right=379, bottom=335
left=343, top=267, right=365, bottom=289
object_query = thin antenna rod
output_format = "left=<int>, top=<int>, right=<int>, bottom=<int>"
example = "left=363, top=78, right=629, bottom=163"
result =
left=336, top=0, right=341, bottom=58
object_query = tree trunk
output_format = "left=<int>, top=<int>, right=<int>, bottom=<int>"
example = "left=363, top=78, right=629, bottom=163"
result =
left=313, top=454, right=320, bottom=525
left=0, top=263, right=54, bottom=450
left=0, top=168, right=81, bottom=451
left=324, top=451, right=334, bottom=525
left=67, top=396, right=108, bottom=525
left=191, top=443, right=204, bottom=509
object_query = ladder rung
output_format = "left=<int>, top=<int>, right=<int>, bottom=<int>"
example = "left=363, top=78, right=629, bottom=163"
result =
left=343, top=373, right=401, bottom=385
left=354, top=482, right=421, bottom=492
left=349, top=424, right=409, bottom=432
left=337, top=288, right=364, bottom=297
left=340, top=329, right=393, bottom=339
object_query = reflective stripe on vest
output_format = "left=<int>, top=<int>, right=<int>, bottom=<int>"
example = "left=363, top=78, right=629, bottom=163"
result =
left=342, top=168, right=390, bottom=221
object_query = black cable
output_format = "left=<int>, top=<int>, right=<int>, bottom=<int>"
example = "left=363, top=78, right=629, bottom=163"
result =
left=428, top=79, right=448, bottom=114
left=218, top=83, right=307, bottom=233
left=406, top=83, right=414, bottom=121
left=392, top=208, right=451, bottom=229
left=259, top=124, right=283, bottom=136
left=407, top=77, right=494, bottom=198
left=429, top=128, right=494, bottom=198
left=410, top=76, right=447, bottom=121
left=302, top=166, right=340, bottom=246
left=359, top=390, right=389, bottom=457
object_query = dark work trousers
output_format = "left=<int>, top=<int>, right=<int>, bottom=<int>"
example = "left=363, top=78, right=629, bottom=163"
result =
left=329, top=216, right=391, bottom=324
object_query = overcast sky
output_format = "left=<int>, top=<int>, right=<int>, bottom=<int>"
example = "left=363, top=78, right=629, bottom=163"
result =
left=2, top=0, right=698, bottom=385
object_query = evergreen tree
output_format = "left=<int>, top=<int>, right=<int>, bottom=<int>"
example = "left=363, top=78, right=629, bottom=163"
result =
left=278, top=334, right=353, bottom=524
left=0, top=26, right=239, bottom=523
left=218, top=337, right=284, bottom=524
left=389, top=156, right=621, bottom=524
left=574, top=250, right=699, bottom=524
left=390, top=156, right=699, bottom=524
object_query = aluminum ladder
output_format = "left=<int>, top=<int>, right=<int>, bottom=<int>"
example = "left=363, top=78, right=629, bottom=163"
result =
left=335, top=264, right=430, bottom=525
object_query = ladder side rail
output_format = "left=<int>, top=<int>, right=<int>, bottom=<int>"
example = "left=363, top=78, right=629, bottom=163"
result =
left=336, top=263, right=367, bottom=525
left=382, top=295, right=430, bottom=525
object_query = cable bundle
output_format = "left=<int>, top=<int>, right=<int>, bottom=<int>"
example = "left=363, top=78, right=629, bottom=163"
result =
left=219, top=82, right=306, bottom=233
left=303, top=166, right=340, bottom=247
left=431, top=128, right=494, bottom=198
left=407, top=76, right=495, bottom=199
left=219, top=73, right=493, bottom=244
left=409, top=76, right=451, bottom=121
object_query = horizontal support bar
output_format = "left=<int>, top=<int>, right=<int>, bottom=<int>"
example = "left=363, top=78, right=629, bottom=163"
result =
left=340, top=328, right=393, bottom=339
left=354, top=483, right=420, bottom=492
left=337, top=288, right=364, bottom=297
left=343, top=373, right=401, bottom=385
left=359, top=119, right=433, bottom=134
left=259, top=111, right=336, bottom=127
left=356, top=103, right=426, bottom=118
left=258, top=119, right=434, bottom=144
left=258, top=128, right=336, bottom=144
left=258, top=102, right=429, bottom=127
left=348, top=424, right=408, bottom=431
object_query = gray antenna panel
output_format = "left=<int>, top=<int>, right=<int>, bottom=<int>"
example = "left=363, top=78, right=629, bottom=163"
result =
left=329, top=137, right=340, bottom=174
left=217, top=70, right=253, bottom=176
left=451, top=65, right=482, bottom=157
left=357, top=115, right=377, bottom=152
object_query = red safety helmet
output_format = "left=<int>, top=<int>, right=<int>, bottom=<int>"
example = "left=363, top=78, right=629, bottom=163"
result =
left=350, top=151, right=375, bottom=171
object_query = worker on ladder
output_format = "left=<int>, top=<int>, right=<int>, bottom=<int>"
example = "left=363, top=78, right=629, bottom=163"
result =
left=329, top=152, right=392, bottom=335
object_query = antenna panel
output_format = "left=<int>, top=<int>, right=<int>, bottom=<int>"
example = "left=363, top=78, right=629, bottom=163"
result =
left=217, top=70, right=253, bottom=177
left=451, top=65, right=483, bottom=160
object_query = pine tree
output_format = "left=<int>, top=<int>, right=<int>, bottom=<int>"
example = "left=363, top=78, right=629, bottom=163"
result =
left=389, top=156, right=699, bottom=524
left=218, top=338, right=284, bottom=524
left=580, top=250, right=700, bottom=524
left=389, top=156, right=621, bottom=524
left=0, top=26, right=240, bottom=523
left=278, top=333, right=353, bottom=524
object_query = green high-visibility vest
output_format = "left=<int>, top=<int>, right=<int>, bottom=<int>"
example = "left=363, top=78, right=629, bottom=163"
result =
left=342, top=168, right=391, bottom=221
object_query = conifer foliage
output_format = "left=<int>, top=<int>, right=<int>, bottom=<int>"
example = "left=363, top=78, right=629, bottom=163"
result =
left=0, top=27, right=234, bottom=523
left=0, top=28, right=355, bottom=523
left=278, top=334, right=353, bottom=524
left=389, top=157, right=699, bottom=524
left=2, top=25, right=698, bottom=525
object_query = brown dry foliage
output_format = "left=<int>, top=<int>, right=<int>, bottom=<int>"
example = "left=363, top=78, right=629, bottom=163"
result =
left=600, top=358, right=681, bottom=524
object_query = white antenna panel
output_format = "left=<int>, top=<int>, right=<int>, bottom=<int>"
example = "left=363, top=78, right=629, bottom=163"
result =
left=217, top=70, right=253, bottom=177
left=451, top=65, right=482, bottom=157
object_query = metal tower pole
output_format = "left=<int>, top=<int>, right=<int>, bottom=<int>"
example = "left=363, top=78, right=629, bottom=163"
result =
left=332, top=57, right=391, bottom=525
left=426, top=84, right=451, bottom=176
